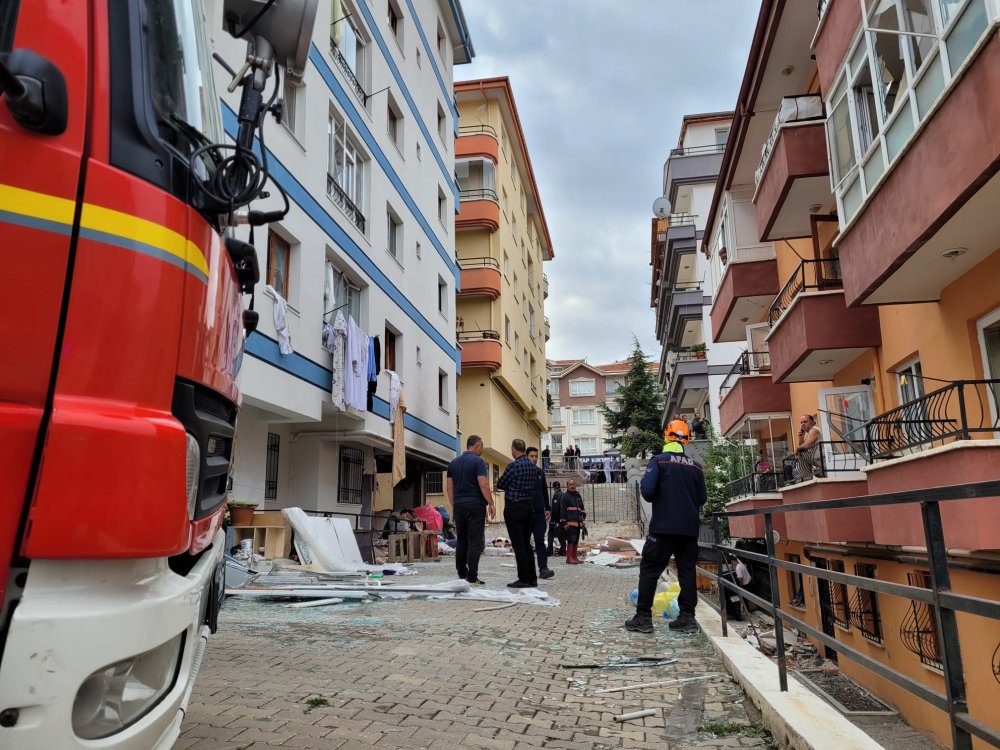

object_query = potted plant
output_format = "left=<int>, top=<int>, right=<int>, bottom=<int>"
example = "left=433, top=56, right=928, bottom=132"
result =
left=227, top=499, right=258, bottom=526
left=690, top=343, right=707, bottom=360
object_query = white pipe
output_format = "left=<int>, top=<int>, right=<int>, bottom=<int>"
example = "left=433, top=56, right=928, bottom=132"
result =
left=614, top=709, right=657, bottom=722
left=595, top=674, right=715, bottom=694
left=283, top=597, right=345, bottom=608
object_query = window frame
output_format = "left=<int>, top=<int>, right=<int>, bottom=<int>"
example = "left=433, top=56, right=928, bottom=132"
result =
left=384, top=325, right=398, bottom=371
left=569, top=379, right=596, bottom=397
left=267, top=230, right=292, bottom=299
left=574, top=408, right=596, bottom=425
left=265, top=432, right=280, bottom=500
left=337, top=446, right=364, bottom=505
left=387, top=206, right=402, bottom=263
left=328, top=108, right=369, bottom=231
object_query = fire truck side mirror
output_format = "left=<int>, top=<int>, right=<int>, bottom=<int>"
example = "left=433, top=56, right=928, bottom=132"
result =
left=225, top=236, right=260, bottom=294
left=222, top=0, right=319, bottom=83
left=0, top=49, right=68, bottom=135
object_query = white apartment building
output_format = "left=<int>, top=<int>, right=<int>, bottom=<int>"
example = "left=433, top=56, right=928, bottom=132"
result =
left=652, top=113, right=744, bottom=428
left=208, top=0, right=473, bottom=515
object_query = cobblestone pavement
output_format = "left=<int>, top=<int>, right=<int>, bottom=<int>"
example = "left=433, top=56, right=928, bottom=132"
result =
left=178, top=555, right=777, bottom=749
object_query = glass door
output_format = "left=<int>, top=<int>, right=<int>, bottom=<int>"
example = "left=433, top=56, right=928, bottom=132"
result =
left=747, top=324, right=770, bottom=373
left=818, top=386, right=874, bottom=471
left=977, top=309, right=1000, bottom=433
left=897, top=359, right=930, bottom=445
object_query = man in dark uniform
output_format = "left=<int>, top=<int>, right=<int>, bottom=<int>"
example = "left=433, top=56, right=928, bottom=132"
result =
left=561, top=479, right=586, bottom=564
left=446, top=435, right=496, bottom=586
left=526, top=447, right=554, bottom=579
left=625, top=420, right=707, bottom=634
left=547, top=481, right=565, bottom=556
left=497, top=439, right=539, bottom=588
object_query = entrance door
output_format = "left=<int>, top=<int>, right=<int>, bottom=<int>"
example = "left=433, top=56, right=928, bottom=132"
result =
left=747, top=324, right=771, bottom=373
left=818, top=386, right=873, bottom=470
left=812, top=558, right=839, bottom=661
left=896, top=359, right=930, bottom=445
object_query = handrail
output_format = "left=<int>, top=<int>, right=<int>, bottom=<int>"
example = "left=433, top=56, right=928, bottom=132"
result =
left=330, top=43, right=368, bottom=105
left=459, top=188, right=498, bottom=202
left=864, top=379, right=1000, bottom=460
left=780, top=440, right=867, bottom=483
left=719, top=350, right=771, bottom=398
left=670, top=143, right=725, bottom=157
left=457, top=329, right=501, bottom=342
left=458, top=124, right=497, bottom=137
left=457, top=256, right=500, bottom=270
left=768, top=258, right=842, bottom=325
left=327, top=174, right=366, bottom=232
left=700, top=479, right=1000, bottom=749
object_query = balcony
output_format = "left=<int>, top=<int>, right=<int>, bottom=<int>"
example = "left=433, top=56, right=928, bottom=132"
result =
left=718, top=351, right=791, bottom=436
left=543, top=316, right=550, bottom=341
left=663, top=144, right=724, bottom=206
left=861, top=380, right=1000, bottom=549
left=330, top=42, right=368, bottom=105
left=327, top=174, right=366, bottom=233
left=456, top=124, right=499, bottom=163
left=457, top=330, right=502, bottom=371
left=726, top=473, right=786, bottom=540
left=456, top=188, right=500, bottom=232
left=663, top=351, right=709, bottom=417
left=767, top=259, right=880, bottom=382
left=457, top=257, right=501, bottom=299
left=710, top=245, right=779, bottom=343
left=658, top=281, right=705, bottom=350
left=753, top=96, right=829, bottom=242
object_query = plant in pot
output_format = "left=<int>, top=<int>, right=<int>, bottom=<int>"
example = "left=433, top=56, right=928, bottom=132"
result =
left=227, top=499, right=258, bottom=526
left=690, top=343, right=707, bottom=360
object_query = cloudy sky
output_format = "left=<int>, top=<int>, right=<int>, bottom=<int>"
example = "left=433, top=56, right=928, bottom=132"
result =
left=457, top=2, right=759, bottom=364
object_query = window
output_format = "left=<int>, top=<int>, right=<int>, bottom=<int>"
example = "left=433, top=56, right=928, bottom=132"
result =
left=387, top=95, right=402, bottom=149
left=328, top=110, right=368, bottom=231
left=715, top=127, right=730, bottom=145
left=576, top=437, right=597, bottom=453
left=522, top=240, right=527, bottom=267
left=569, top=379, right=595, bottom=397
left=415, top=46, right=422, bottom=68
left=548, top=379, right=559, bottom=396
left=331, top=7, right=367, bottom=102
left=385, top=326, right=398, bottom=371
left=901, top=571, right=942, bottom=668
left=830, top=560, right=851, bottom=629
left=504, top=316, right=511, bottom=343
left=265, top=433, right=280, bottom=499
left=514, top=333, right=521, bottom=358
left=850, top=563, right=883, bottom=643
left=387, top=0, right=403, bottom=46
left=282, top=78, right=305, bottom=141
left=337, top=446, right=363, bottom=505
left=387, top=207, right=402, bottom=262
left=550, top=434, right=563, bottom=452
left=520, top=186, right=526, bottom=215
left=512, top=217, right=518, bottom=239
left=499, top=125, right=506, bottom=154
left=416, top=346, right=422, bottom=366
left=438, top=187, right=447, bottom=225
left=550, top=408, right=563, bottom=425
left=528, top=306, right=536, bottom=336
left=326, top=258, right=362, bottom=323
left=513, top=273, right=519, bottom=296
left=416, top=142, right=422, bottom=161
left=436, top=19, right=446, bottom=60
left=574, top=409, right=596, bottom=425
left=455, top=158, right=496, bottom=200
left=606, top=378, right=623, bottom=396
left=425, top=471, right=443, bottom=494
left=437, top=276, right=447, bottom=314
left=438, top=370, right=447, bottom=410
left=415, top=241, right=422, bottom=260
left=267, top=231, right=291, bottom=299
left=501, top=188, right=508, bottom=214
left=437, top=102, right=446, bottom=143
left=787, top=554, right=804, bottom=607
left=503, top=253, right=509, bottom=277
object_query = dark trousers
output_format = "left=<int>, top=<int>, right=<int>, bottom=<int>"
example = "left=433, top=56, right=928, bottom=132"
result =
left=504, top=503, right=537, bottom=585
left=636, top=533, right=699, bottom=617
left=532, top=512, right=549, bottom=570
left=564, top=525, right=580, bottom=545
left=454, top=504, right=486, bottom=581
left=547, top=523, right=565, bottom=554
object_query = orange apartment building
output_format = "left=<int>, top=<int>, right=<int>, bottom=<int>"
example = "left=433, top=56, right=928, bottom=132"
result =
left=704, top=1, right=1000, bottom=746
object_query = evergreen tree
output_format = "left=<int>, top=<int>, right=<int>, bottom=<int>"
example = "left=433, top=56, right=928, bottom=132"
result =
left=600, top=337, right=664, bottom=458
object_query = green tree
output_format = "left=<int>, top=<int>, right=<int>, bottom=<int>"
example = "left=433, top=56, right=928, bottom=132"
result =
left=699, top=422, right=756, bottom=522
left=600, top=337, right=664, bottom=458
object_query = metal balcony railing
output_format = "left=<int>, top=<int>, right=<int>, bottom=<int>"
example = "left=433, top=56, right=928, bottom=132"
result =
left=331, top=44, right=367, bottom=105
left=669, top=143, right=725, bottom=157
left=458, top=124, right=497, bottom=137
left=864, top=380, right=1000, bottom=460
left=726, top=470, right=785, bottom=499
left=755, top=94, right=825, bottom=186
left=457, top=330, right=501, bottom=342
left=699, top=479, right=1000, bottom=749
left=457, top=256, right=500, bottom=269
left=459, top=187, right=498, bottom=202
left=719, top=350, right=771, bottom=399
left=327, top=174, right=366, bottom=232
left=768, top=257, right=842, bottom=325
left=780, top=441, right=867, bottom=483
left=667, top=212, right=698, bottom=227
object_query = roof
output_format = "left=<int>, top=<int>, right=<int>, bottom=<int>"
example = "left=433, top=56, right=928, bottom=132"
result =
left=441, top=0, right=475, bottom=64
left=548, top=358, right=659, bottom=377
left=454, top=77, right=555, bottom=260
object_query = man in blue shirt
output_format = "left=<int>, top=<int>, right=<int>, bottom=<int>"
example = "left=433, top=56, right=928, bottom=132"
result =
left=447, top=435, right=496, bottom=586
left=497, top=439, right=539, bottom=588
left=625, top=422, right=707, bottom=634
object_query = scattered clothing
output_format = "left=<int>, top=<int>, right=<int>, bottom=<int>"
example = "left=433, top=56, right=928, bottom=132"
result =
left=387, top=370, right=401, bottom=423
left=330, top=312, right=348, bottom=410
left=267, top=284, right=293, bottom=355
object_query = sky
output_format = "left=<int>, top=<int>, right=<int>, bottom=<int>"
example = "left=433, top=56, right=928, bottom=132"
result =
left=457, top=1, right=759, bottom=364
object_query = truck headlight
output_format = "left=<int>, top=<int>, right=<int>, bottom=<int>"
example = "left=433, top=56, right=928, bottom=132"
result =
left=185, top=433, right=201, bottom=519
left=72, top=632, right=184, bottom=739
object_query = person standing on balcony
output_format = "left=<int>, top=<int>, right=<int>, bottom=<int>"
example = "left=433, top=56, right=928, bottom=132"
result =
left=446, top=435, right=496, bottom=586
left=691, top=413, right=706, bottom=440
left=796, top=415, right=823, bottom=480
left=625, top=420, right=706, bottom=634
left=497, top=439, right=540, bottom=588
left=526, top=447, right=555, bottom=580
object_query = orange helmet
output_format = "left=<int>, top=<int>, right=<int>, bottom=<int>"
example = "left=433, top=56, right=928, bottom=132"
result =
left=665, top=419, right=690, bottom=445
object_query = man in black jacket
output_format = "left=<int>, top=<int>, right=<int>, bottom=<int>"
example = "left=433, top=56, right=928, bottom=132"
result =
left=526, top=447, right=554, bottom=579
left=547, top=481, right=565, bottom=556
left=625, top=423, right=707, bottom=634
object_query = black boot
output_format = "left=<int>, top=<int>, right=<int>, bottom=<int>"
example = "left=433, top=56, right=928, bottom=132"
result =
left=624, top=612, right=654, bottom=634
left=668, top=612, right=698, bottom=631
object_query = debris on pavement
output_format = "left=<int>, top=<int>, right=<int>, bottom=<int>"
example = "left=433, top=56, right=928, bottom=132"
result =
left=614, top=708, right=658, bottom=722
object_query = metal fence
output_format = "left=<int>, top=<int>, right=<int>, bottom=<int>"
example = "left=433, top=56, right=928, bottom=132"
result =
left=699, top=480, right=1000, bottom=750
left=547, top=481, right=640, bottom=525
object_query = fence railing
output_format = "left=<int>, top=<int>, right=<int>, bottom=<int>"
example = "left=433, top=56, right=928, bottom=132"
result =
left=457, top=256, right=500, bottom=270
left=459, top=187, right=498, bottom=202
left=768, top=257, right=842, bottom=325
left=726, top=470, right=783, bottom=498
left=670, top=143, right=725, bottom=157
left=327, top=174, right=366, bottom=232
left=779, top=440, right=867, bottom=484
left=330, top=44, right=367, bottom=105
left=667, top=212, right=698, bottom=227
left=458, top=124, right=497, bottom=137
left=457, top=329, right=500, bottom=342
left=700, top=479, right=1000, bottom=750
left=719, top=350, right=771, bottom=399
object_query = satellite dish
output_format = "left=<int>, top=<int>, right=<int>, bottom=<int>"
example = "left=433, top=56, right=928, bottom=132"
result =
left=652, top=196, right=672, bottom=218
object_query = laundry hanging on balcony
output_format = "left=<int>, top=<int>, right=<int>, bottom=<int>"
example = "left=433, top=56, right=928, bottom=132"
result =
left=267, top=285, right=293, bottom=355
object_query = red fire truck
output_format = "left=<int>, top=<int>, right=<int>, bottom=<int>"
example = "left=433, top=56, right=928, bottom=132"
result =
left=0, top=1, right=315, bottom=746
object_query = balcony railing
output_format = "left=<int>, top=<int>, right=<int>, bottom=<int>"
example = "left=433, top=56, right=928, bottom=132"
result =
left=721, top=243, right=775, bottom=264
left=669, top=143, right=725, bottom=157
left=457, top=256, right=500, bottom=269
left=331, top=44, right=367, bottom=105
left=719, top=350, right=771, bottom=399
left=327, top=174, right=366, bottom=232
left=670, top=280, right=702, bottom=293
left=457, top=330, right=501, bottom=342
left=459, top=188, right=498, bottom=202
left=780, top=441, right=867, bottom=483
left=667, top=212, right=698, bottom=227
left=727, top=470, right=784, bottom=499
left=768, top=258, right=842, bottom=325
left=458, top=124, right=497, bottom=137
left=864, top=380, right=1000, bottom=460
left=754, top=95, right=825, bottom=187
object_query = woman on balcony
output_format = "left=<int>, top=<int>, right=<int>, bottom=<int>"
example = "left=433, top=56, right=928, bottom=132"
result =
left=795, top=415, right=823, bottom=480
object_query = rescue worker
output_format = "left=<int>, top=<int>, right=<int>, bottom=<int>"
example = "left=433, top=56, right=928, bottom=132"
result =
left=561, top=479, right=586, bottom=564
left=625, top=419, right=707, bottom=633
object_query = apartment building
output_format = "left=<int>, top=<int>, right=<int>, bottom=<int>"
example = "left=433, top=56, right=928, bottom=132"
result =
left=706, top=1, right=1000, bottom=745
left=652, top=115, right=744, bottom=428
left=452, top=77, right=553, bottom=500
left=207, top=0, right=473, bottom=515
left=542, top=359, right=659, bottom=457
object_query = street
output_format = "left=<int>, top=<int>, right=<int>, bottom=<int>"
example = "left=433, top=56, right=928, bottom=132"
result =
left=178, top=556, right=774, bottom=749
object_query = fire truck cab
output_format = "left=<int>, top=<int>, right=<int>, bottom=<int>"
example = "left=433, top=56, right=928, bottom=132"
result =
left=0, top=1, right=316, bottom=747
